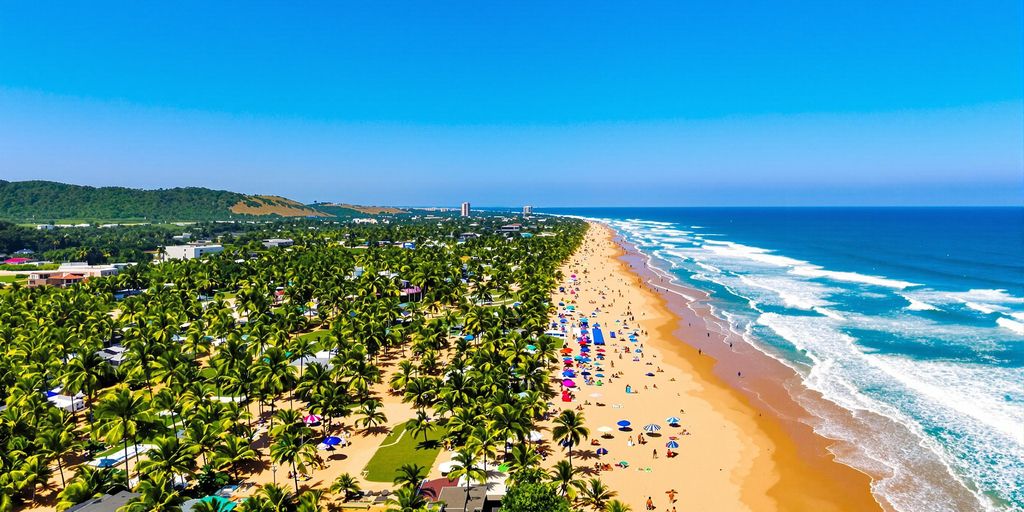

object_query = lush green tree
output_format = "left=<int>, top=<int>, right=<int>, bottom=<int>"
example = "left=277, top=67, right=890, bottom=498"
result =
left=501, top=481, right=572, bottom=512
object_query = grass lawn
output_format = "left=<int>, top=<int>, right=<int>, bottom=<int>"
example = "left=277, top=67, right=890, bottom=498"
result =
left=0, top=275, right=26, bottom=284
left=296, top=329, right=329, bottom=343
left=362, top=420, right=446, bottom=483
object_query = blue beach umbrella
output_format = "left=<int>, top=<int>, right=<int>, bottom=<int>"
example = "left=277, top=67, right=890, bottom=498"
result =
left=323, top=436, right=341, bottom=446
left=562, top=370, right=576, bottom=378
left=643, top=424, right=661, bottom=433
left=666, top=440, right=679, bottom=449
left=666, top=416, right=681, bottom=425
left=596, top=448, right=609, bottom=455
left=464, top=334, right=475, bottom=341
left=616, top=420, right=631, bottom=428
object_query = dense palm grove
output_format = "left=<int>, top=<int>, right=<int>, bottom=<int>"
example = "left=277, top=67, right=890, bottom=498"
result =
left=0, top=214, right=627, bottom=512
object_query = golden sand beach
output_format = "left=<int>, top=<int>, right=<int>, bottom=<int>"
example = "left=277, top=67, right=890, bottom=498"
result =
left=542, top=222, right=882, bottom=511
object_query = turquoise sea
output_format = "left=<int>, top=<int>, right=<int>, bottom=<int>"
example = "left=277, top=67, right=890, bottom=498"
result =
left=537, top=207, right=1024, bottom=512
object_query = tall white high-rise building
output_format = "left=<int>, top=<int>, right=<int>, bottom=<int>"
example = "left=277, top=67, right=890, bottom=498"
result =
left=460, top=202, right=471, bottom=217
left=523, top=205, right=533, bottom=216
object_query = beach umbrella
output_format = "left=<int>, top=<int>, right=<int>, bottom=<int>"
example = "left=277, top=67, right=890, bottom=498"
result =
left=645, top=372, right=655, bottom=377
left=579, top=357, right=592, bottom=363
left=562, top=370, right=576, bottom=378
left=595, top=373, right=605, bottom=378
left=526, top=344, right=536, bottom=351
left=303, top=414, right=322, bottom=424
left=529, top=431, right=543, bottom=442
left=562, top=379, right=576, bottom=388
left=580, top=346, right=590, bottom=353
left=596, top=448, right=609, bottom=455
left=616, top=420, right=631, bottom=428
left=464, top=334, right=475, bottom=341
left=666, top=416, right=681, bottom=425
left=619, top=461, right=630, bottom=467
left=590, top=393, right=603, bottom=398
left=643, top=424, right=662, bottom=433
left=323, top=436, right=341, bottom=446
left=635, top=348, right=643, bottom=353
left=666, top=440, right=679, bottom=449
left=597, top=426, right=614, bottom=433
left=560, top=348, right=573, bottom=354
left=581, top=371, right=592, bottom=377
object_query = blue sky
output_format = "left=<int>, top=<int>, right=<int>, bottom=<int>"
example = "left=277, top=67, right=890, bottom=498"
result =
left=1, top=1, right=1021, bottom=206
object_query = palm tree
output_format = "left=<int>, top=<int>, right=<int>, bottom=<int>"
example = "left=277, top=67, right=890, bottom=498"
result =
left=447, top=448, right=486, bottom=512
left=215, top=434, right=258, bottom=481
left=393, top=463, right=427, bottom=489
left=37, top=424, right=79, bottom=488
left=328, top=472, right=360, bottom=502
left=551, top=409, right=589, bottom=469
left=575, top=478, right=616, bottom=511
left=386, top=486, right=427, bottom=512
left=355, top=400, right=387, bottom=431
left=606, top=500, right=632, bottom=512
left=269, top=432, right=317, bottom=493
left=548, top=460, right=578, bottom=498
left=55, top=466, right=125, bottom=511
left=408, top=411, right=433, bottom=444
left=61, top=350, right=113, bottom=426
left=92, top=386, right=150, bottom=484
left=136, top=436, right=198, bottom=482
left=120, top=474, right=182, bottom=512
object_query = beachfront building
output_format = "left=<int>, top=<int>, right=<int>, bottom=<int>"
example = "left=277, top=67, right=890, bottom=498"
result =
left=523, top=205, right=533, bottom=215
left=262, top=238, right=294, bottom=248
left=461, top=201, right=471, bottom=217
left=27, top=263, right=122, bottom=288
left=163, top=243, right=224, bottom=260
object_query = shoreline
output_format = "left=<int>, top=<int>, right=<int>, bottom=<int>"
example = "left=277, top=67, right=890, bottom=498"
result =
left=607, top=222, right=886, bottom=510
left=546, top=221, right=883, bottom=511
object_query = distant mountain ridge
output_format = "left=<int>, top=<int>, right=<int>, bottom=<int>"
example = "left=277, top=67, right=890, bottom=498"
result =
left=0, top=180, right=395, bottom=222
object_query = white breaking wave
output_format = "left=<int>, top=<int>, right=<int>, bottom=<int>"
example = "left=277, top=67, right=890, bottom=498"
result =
left=737, top=274, right=837, bottom=310
left=996, top=317, right=1024, bottom=335
left=789, top=265, right=920, bottom=289
left=901, top=294, right=940, bottom=311
left=964, top=302, right=1002, bottom=315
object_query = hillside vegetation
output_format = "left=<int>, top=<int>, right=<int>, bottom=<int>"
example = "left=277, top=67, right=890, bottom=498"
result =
left=229, top=195, right=329, bottom=217
left=0, top=181, right=380, bottom=222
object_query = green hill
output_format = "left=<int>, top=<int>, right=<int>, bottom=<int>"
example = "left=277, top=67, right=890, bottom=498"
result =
left=0, top=180, right=337, bottom=222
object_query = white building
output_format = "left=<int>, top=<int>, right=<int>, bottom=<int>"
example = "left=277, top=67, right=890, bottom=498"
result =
left=262, top=238, right=294, bottom=248
left=461, top=202, right=471, bottom=217
left=36, top=224, right=55, bottom=230
left=523, top=205, right=533, bottom=215
left=163, top=244, right=224, bottom=260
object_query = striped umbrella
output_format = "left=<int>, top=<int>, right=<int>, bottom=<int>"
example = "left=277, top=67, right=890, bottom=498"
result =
left=665, top=416, right=681, bottom=425
left=666, top=440, right=679, bottom=449
left=643, top=423, right=662, bottom=433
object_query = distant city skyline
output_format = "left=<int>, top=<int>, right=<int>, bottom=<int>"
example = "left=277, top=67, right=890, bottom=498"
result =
left=1, top=2, right=1021, bottom=206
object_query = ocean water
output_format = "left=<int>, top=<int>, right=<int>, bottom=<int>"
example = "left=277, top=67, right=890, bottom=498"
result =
left=539, top=207, right=1024, bottom=512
